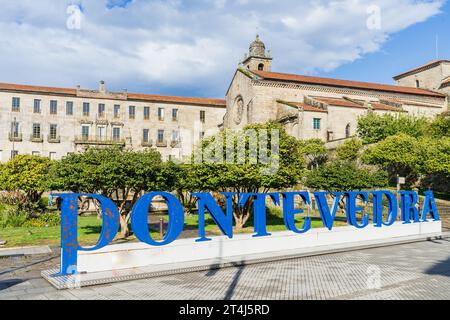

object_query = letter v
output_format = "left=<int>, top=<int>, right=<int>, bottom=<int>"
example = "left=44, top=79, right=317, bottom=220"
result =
left=313, top=192, right=343, bottom=230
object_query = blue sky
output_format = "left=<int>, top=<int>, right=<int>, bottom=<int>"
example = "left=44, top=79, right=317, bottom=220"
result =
left=0, top=0, right=447, bottom=98
left=325, top=0, right=450, bottom=84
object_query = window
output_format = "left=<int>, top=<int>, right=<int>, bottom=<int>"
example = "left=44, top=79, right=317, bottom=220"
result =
left=97, top=126, right=106, bottom=141
left=200, top=110, right=206, bottom=123
left=11, top=150, right=18, bottom=159
left=114, top=105, right=121, bottom=118
left=313, top=118, right=321, bottom=130
left=172, top=109, right=179, bottom=121
left=12, top=97, right=20, bottom=112
left=11, top=122, right=20, bottom=137
left=172, top=130, right=179, bottom=142
left=49, top=124, right=58, bottom=140
left=112, top=127, right=121, bottom=141
left=49, top=152, right=57, bottom=160
left=157, top=130, right=165, bottom=143
left=66, top=101, right=73, bottom=115
left=416, top=80, right=420, bottom=88
left=144, top=107, right=150, bottom=120
left=50, top=100, right=58, bottom=115
left=32, top=151, right=40, bottom=156
left=158, top=108, right=165, bottom=121
left=143, top=129, right=150, bottom=143
left=199, top=131, right=205, bottom=140
left=98, top=104, right=105, bottom=117
left=81, top=125, right=90, bottom=139
left=32, top=123, right=41, bottom=139
left=34, top=99, right=41, bottom=114
left=258, top=63, right=264, bottom=71
left=129, top=106, right=136, bottom=119
left=83, top=102, right=90, bottom=116
left=345, top=124, right=351, bottom=138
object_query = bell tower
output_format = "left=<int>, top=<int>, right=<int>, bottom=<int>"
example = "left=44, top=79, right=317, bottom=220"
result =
left=241, top=35, right=272, bottom=72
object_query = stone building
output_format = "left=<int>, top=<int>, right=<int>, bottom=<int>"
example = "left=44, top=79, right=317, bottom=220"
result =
left=224, top=37, right=449, bottom=147
left=1, top=36, right=449, bottom=162
left=0, top=81, right=226, bottom=162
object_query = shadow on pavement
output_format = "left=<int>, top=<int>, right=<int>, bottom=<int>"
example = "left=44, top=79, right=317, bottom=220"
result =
left=224, top=262, right=246, bottom=300
left=425, top=244, right=450, bottom=277
left=0, top=279, right=24, bottom=291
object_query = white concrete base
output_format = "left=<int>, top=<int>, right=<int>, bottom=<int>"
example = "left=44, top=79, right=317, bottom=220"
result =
left=77, top=221, right=442, bottom=273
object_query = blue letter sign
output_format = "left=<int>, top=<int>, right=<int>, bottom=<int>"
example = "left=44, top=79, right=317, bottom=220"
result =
left=55, top=190, right=441, bottom=275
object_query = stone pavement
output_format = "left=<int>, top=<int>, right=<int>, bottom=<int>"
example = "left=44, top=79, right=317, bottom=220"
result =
left=0, top=240, right=450, bottom=300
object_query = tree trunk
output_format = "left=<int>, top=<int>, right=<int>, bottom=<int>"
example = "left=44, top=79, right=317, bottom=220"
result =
left=119, top=213, right=131, bottom=238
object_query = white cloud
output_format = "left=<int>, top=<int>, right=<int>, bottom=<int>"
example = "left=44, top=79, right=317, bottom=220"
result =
left=0, top=0, right=445, bottom=97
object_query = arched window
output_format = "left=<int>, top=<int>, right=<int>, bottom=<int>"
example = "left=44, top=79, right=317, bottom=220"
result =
left=345, top=124, right=351, bottom=138
left=258, top=63, right=264, bottom=71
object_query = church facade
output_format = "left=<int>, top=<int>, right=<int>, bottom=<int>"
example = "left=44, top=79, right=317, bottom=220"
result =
left=0, top=36, right=449, bottom=162
left=224, top=36, right=449, bottom=147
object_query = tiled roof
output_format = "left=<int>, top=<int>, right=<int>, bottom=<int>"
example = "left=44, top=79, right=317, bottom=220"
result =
left=0, top=82, right=76, bottom=95
left=440, top=77, right=450, bottom=89
left=127, top=93, right=225, bottom=107
left=0, top=82, right=226, bottom=107
left=280, top=101, right=328, bottom=113
left=312, top=97, right=365, bottom=109
left=381, top=98, right=443, bottom=108
left=251, top=70, right=445, bottom=98
left=393, top=60, right=450, bottom=80
left=370, top=102, right=405, bottom=112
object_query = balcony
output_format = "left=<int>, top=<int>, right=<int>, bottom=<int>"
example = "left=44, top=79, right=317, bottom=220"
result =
left=141, top=140, right=153, bottom=147
left=48, top=135, right=61, bottom=143
left=74, top=135, right=126, bottom=146
left=30, top=134, right=44, bottom=143
left=156, top=140, right=167, bottom=148
left=8, top=133, right=22, bottom=142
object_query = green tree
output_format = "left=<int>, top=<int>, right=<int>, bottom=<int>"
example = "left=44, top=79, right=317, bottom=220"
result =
left=362, top=133, right=422, bottom=186
left=299, top=138, right=327, bottom=169
left=0, top=155, right=52, bottom=212
left=357, top=113, right=429, bottom=144
left=304, top=160, right=388, bottom=191
left=429, top=113, right=450, bottom=138
left=417, top=137, right=450, bottom=177
left=336, top=138, right=363, bottom=162
left=47, top=147, right=169, bottom=238
left=304, top=160, right=388, bottom=211
left=188, top=122, right=304, bottom=229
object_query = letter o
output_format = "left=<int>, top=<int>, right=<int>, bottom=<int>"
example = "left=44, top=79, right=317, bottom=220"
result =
left=131, top=192, right=184, bottom=246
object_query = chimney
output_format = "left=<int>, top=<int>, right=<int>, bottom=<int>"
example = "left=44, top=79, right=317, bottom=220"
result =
left=99, top=80, right=106, bottom=93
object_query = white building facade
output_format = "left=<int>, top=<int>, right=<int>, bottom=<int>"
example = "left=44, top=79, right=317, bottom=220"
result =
left=0, top=82, right=226, bottom=162
left=1, top=36, right=449, bottom=162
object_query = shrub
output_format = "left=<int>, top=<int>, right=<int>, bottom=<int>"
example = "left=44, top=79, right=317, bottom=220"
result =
left=22, top=213, right=61, bottom=228
left=0, top=206, right=29, bottom=228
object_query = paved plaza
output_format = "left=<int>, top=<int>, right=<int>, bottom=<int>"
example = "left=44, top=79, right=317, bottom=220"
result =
left=0, top=239, right=450, bottom=300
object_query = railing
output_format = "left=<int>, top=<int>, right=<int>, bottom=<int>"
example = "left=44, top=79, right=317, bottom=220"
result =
left=8, top=133, right=22, bottom=142
left=30, top=134, right=44, bottom=143
left=74, top=135, right=126, bottom=145
left=156, top=140, right=167, bottom=147
left=170, top=140, right=181, bottom=148
left=48, top=135, right=61, bottom=143
left=141, top=140, right=153, bottom=147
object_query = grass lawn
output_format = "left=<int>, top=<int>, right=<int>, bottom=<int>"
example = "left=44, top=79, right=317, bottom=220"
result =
left=0, top=207, right=347, bottom=248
